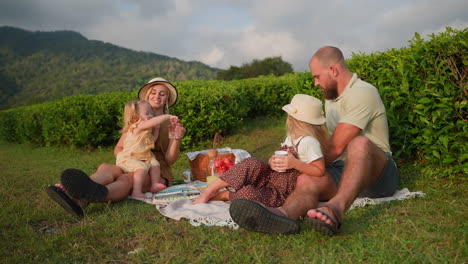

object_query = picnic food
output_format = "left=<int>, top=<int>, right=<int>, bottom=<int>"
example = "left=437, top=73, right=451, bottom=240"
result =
left=209, top=157, right=234, bottom=176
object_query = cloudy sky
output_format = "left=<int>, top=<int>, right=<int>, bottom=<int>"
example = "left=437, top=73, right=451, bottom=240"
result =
left=1, top=0, right=467, bottom=71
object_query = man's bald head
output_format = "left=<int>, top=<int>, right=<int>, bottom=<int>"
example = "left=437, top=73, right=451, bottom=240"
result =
left=310, top=46, right=346, bottom=68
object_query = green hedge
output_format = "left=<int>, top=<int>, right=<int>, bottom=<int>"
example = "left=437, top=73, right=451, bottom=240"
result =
left=0, top=27, right=466, bottom=177
left=0, top=92, right=133, bottom=148
left=346, top=27, right=467, bottom=177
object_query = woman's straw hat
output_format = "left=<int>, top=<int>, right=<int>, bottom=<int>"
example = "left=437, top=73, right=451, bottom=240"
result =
left=282, top=94, right=326, bottom=125
left=138, top=77, right=178, bottom=107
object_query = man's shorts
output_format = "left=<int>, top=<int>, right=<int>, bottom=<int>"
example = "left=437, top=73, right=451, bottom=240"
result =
left=326, top=152, right=399, bottom=198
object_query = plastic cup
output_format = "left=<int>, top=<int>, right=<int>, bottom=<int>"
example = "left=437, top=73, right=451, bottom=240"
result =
left=274, top=150, right=288, bottom=172
left=183, top=170, right=192, bottom=183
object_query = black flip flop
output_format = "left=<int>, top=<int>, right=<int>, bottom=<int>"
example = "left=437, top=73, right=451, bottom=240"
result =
left=46, top=185, right=84, bottom=219
left=229, top=199, right=300, bottom=235
left=61, top=169, right=108, bottom=201
left=304, top=203, right=342, bottom=236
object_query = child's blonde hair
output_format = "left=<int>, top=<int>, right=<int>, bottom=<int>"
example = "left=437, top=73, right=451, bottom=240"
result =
left=286, top=115, right=329, bottom=155
left=121, top=100, right=150, bottom=133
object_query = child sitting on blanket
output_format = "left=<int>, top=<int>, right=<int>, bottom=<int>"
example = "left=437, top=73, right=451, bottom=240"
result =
left=193, top=94, right=337, bottom=207
left=117, top=100, right=178, bottom=198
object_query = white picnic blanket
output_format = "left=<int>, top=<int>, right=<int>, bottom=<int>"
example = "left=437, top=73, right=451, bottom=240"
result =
left=135, top=188, right=424, bottom=229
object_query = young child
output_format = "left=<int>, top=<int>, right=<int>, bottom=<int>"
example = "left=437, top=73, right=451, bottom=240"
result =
left=117, top=100, right=178, bottom=199
left=194, top=94, right=336, bottom=207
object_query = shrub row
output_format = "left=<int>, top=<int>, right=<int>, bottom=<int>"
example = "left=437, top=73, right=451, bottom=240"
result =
left=0, top=75, right=307, bottom=149
left=0, top=27, right=465, bottom=177
left=0, top=92, right=133, bottom=149
left=346, top=27, right=467, bottom=177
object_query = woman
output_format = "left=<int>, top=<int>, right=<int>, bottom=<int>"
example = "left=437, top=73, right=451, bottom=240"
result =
left=46, top=77, right=185, bottom=218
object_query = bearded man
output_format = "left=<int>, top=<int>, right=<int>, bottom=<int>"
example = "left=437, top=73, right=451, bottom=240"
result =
left=229, top=46, right=399, bottom=236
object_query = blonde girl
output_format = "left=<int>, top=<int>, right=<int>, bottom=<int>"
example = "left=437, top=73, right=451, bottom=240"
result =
left=116, top=100, right=178, bottom=199
left=194, top=94, right=336, bottom=207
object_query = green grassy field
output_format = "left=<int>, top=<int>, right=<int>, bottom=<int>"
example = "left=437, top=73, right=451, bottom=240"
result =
left=0, top=116, right=466, bottom=263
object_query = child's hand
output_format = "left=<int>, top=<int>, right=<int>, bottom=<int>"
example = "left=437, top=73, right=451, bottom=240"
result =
left=169, top=115, right=179, bottom=124
left=270, top=151, right=295, bottom=172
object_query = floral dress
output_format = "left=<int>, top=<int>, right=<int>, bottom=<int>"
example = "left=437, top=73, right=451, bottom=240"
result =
left=220, top=136, right=323, bottom=207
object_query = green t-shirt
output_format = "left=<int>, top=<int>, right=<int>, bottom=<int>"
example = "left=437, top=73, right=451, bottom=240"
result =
left=325, top=74, right=391, bottom=161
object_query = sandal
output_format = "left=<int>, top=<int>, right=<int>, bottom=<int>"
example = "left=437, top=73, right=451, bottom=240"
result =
left=46, top=185, right=84, bottom=219
left=229, top=199, right=301, bottom=235
left=304, top=203, right=343, bottom=236
left=61, top=169, right=108, bottom=201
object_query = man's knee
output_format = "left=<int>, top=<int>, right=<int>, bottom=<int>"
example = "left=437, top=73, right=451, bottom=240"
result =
left=295, top=174, right=322, bottom=193
left=347, top=136, right=386, bottom=161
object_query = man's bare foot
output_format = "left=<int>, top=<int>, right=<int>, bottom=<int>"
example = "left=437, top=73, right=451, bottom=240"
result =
left=305, top=203, right=343, bottom=236
left=307, top=203, right=343, bottom=226
left=150, top=183, right=167, bottom=193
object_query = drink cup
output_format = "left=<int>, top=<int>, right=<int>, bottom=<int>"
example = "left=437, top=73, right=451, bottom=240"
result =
left=274, top=150, right=288, bottom=172
left=183, top=170, right=192, bottom=183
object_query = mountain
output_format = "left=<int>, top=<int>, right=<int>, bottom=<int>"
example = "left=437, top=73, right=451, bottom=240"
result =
left=0, top=26, right=220, bottom=109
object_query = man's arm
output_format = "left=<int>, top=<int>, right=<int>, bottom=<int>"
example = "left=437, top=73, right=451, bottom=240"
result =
left=326, top=123, right=362, bottom=165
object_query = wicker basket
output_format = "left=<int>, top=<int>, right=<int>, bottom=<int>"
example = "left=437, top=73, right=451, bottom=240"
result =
left=188, top=133, right=236, bottom=182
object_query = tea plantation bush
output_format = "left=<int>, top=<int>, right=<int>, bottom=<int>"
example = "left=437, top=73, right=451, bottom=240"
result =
left=0, top=92, right=133, bottom=148
left=346, top=27, right=466, bottom=177
left=0, top=27, right=466, bottom=177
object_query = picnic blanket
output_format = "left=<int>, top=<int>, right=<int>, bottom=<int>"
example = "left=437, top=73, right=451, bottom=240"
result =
left=133, top=188, right=425, bottom=229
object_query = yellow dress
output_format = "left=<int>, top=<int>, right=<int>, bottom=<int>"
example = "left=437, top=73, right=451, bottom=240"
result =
left=116, top=127, right=159, bottom=173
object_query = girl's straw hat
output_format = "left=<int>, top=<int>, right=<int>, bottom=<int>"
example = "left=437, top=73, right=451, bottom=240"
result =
left=282, top=94, right=326, bottom=125
left=138, top=77, right=178, bottom=107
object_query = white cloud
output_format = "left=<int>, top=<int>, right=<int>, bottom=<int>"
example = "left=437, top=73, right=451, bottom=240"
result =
left=199, top=46, right=225, bottom=67
left=0, top=0, right=466, bottom=72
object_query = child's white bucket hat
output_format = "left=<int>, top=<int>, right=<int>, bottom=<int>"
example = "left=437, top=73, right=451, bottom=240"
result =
left=282, top=94, right=326, bottom=125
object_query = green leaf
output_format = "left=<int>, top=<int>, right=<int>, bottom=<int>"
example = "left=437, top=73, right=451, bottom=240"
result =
left=442, top=157, right=456, bottom=164
left=418, top=97, right=432, bottom=104
left=439, top=136, right=449, bottom=149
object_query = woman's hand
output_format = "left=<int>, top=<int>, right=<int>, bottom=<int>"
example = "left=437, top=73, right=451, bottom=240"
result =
left=168, top=120, right=185, bottom=140
left=165, top=120, right=185, bottom=165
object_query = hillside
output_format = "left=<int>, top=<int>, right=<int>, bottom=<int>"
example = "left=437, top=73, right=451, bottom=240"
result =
left=0, top=26, right=220, bottom=109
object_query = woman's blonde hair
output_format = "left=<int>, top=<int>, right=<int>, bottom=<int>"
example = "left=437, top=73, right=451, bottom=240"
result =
left=121, top=100, right=148, bottom=133
left=286, top=115, right=329, bottom=155
left=144, top=85, right=171, bottom=114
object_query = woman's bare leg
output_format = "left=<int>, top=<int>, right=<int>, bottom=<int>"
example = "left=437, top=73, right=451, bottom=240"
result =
left=90, top=163, right=124, bottom=185
left=105, top=173, right=134, bottom=201
left=87, top=163, right=135, bottom=201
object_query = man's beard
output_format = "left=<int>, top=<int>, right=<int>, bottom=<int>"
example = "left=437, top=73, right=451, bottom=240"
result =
left=322, top=80, right=338, bottom=100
